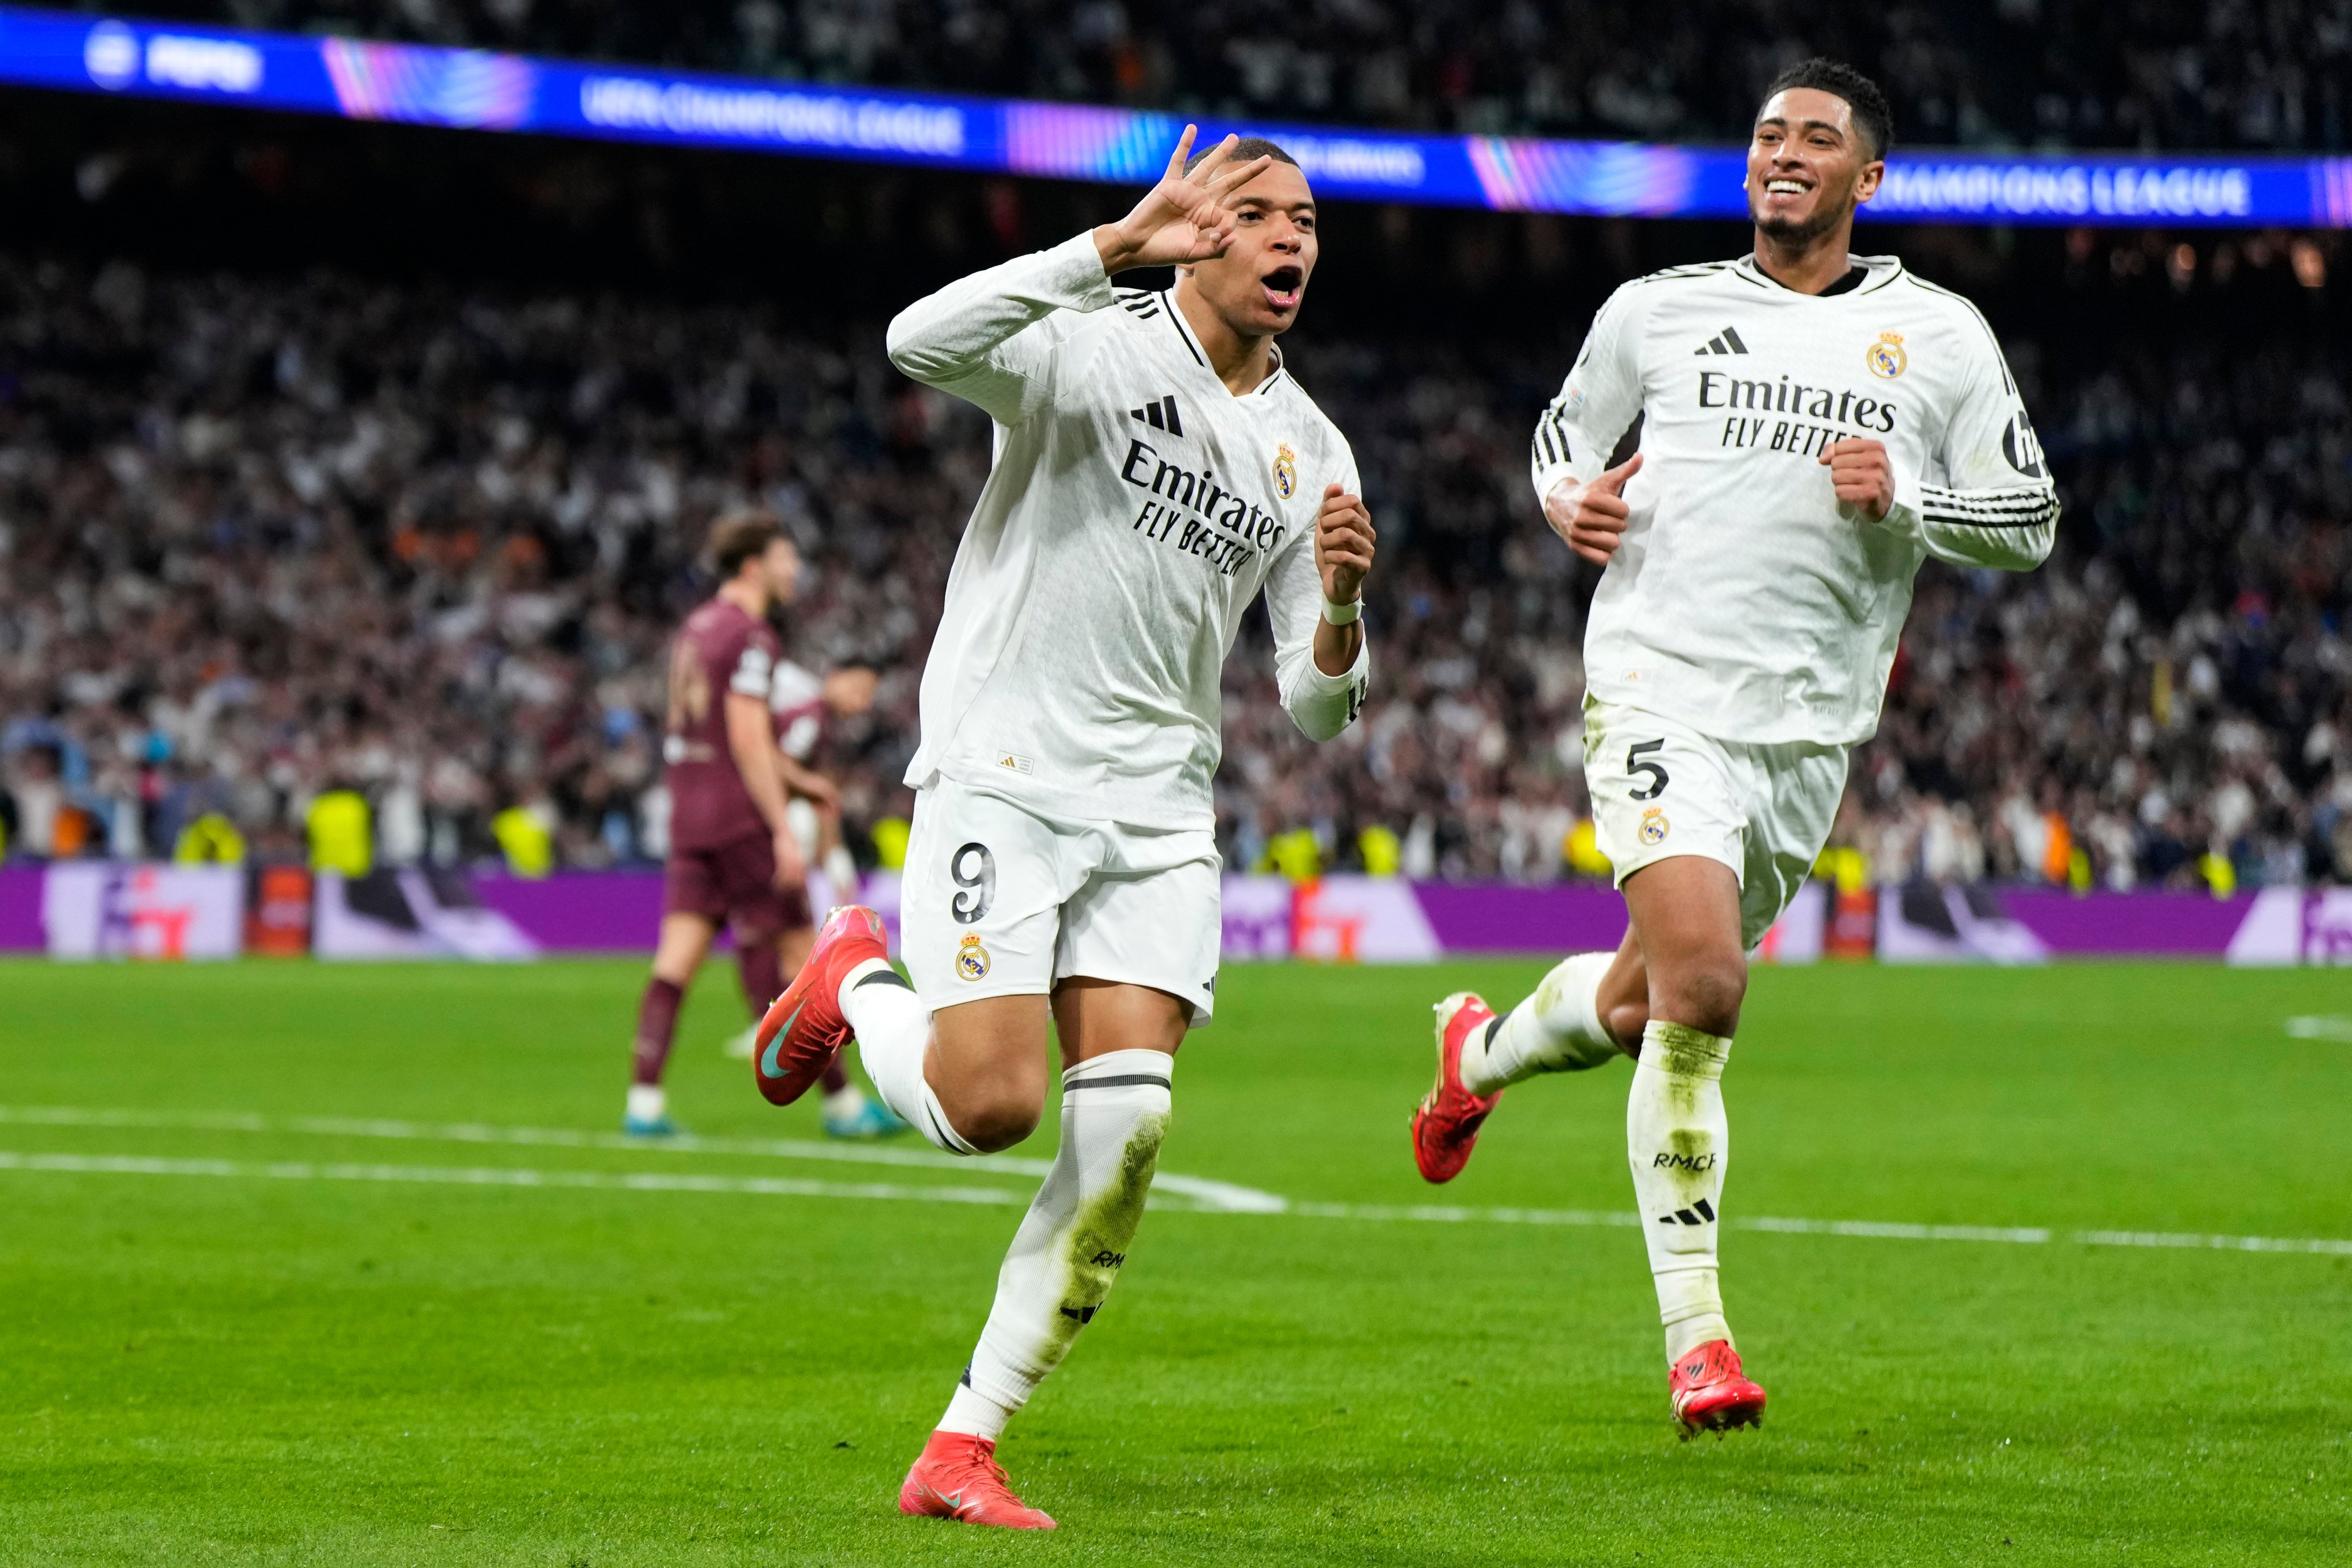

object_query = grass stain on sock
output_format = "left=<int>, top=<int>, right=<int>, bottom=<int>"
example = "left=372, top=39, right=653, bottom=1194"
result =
left=1045, top=1111, right=1168, bottom=1361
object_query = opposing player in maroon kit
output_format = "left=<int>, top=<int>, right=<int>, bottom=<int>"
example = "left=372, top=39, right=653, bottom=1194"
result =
left=713, top=656, right=903, bottom=1138
left=625, top=509, right=867, bottom=1135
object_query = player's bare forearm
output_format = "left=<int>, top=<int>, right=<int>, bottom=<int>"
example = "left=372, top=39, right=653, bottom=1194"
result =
left=1312, top=617, right=1363, bottom=676
left=1311, top=482, right=1374, bottom=675
left=774, top=751, right=839, bottom=808
left=725, top=693, right=805, bottom=881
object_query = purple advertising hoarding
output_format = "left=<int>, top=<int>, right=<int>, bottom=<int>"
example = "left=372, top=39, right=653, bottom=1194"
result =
left=0, top=865, right=45, bottom=951
left=4, top=864, right=2348, bottom=963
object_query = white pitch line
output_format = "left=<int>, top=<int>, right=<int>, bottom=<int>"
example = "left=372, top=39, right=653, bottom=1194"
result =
left=0, top=1104, right=1285, bottom=1214
left=1741, top=1215, right=2052, bottom=1245
left=0, top=1150, right=1031, bottom=1207
left=1286, top=1205, right=2352, bottom=1256
left=2, top=1142, right=2349, bottom=1257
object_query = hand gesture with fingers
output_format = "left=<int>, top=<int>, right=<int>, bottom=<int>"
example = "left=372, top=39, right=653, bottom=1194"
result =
left=1544, top=453, right=1643, bottom=565
left=1093, top=126, right=1275, bottom=275
left=1315, top=482, right=1376, bottom=605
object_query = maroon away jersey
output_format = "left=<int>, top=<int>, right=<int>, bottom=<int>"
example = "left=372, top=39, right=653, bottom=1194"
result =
left=663, top=598, right=781, bottom=851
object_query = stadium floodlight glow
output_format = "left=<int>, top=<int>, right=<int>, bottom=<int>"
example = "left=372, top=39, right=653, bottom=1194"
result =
left=4, top=4, right=2349, bottom=228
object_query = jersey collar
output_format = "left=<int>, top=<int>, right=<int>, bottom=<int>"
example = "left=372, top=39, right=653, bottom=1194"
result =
left=1732, top=252, right=1905, bottom=298
left=1160, top=289, right=1290, bottom=398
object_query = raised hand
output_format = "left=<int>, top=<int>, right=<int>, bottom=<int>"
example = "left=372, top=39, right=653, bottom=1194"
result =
left=1544, top=451, right=1643, bottom=565
left=1093, top=126, right=1275, bottom=275
left=1818, top=437, right=1894, bottom=520
left=1314, top=482, right=1376, bottom=604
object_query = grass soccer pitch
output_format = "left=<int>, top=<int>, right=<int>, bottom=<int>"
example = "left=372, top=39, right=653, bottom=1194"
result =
left=2, top=959, right=2349, bottom=1566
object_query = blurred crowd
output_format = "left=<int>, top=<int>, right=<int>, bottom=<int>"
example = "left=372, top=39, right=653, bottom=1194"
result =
left=2, top=245, right=2349, bottom=891
left=105, top=0, right=2352, bottom=152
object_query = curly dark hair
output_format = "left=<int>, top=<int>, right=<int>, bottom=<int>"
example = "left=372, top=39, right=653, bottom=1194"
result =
left=1762, top=57, right=1893, bottom=160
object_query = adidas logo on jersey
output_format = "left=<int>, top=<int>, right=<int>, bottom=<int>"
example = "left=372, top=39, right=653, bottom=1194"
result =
left=1129, top=393, right=1184, bottom=436
left=1693, top=327, right=1750, bottom=356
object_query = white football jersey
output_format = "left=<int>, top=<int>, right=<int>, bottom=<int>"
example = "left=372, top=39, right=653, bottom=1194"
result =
left=1532, top=253, right=2057, bottom=747
left=887, top=232, right=1370, bottom=830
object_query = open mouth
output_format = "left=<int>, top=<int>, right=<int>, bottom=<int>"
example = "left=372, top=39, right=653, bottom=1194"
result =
left=1260, top=266, right=1303, bottom=310
left=1763, top=178, right=1811, bottom=198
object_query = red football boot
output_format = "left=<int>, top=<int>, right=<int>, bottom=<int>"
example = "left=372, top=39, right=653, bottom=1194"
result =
left=898, top=1431, right=1057, bottom=1530
left=1669, top=1339, right=1767, bottom=1434
left=751, top=905, right=890, bottom=1107
left=1411, top=991, right=1503, bottom=1184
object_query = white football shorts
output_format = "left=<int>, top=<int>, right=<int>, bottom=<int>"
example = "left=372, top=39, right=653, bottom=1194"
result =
left=1582, top=697, right=1849, bottom=949
left=901, top=776, right=1223, bottom=1025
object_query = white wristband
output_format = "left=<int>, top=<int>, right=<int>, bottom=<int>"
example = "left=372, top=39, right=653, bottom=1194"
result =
left=1320, top=594, right=1362, bottom=626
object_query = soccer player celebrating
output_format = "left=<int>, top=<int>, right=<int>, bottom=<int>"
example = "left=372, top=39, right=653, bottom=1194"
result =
left=627, top=511, right=883, bottom=1138
left=754, top=129, right=1374, bottom=1527
left=1410, top=60, right=2056, bottom=1433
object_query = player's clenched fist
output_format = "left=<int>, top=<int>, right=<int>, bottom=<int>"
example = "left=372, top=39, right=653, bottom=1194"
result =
left=1314, top=482, right=1376, bottom=604
left=1543, top=452, right=1643, bottom=565
left=1818, top=437, right=1894, bottom=520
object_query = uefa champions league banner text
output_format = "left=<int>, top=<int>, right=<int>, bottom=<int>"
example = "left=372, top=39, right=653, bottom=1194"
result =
left=4, top=5, right=2346, bottom=227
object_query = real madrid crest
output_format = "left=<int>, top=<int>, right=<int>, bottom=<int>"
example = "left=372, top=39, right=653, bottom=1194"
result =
left=956, top=932, right=991, bottom=982
left=1272, top=442, right=1297, bottom=500
left=1866, top=331, right=1907, bottom=379
left=1639, top=806, right=1670, bottom=846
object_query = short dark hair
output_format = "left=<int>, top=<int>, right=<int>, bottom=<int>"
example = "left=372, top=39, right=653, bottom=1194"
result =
left=708, top=509, right=785, bottom=578
left=1184, top=136, right=1299, bottom=177
left=1762, top=58, right=1893, bottom=160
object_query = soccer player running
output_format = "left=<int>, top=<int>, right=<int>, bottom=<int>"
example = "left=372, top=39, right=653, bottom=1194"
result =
left=1410, top=60, right=2057, bottom=1433
left=754, top=129, right=1374, bottom=1528
left=626, top=511, right=886, bottom=1138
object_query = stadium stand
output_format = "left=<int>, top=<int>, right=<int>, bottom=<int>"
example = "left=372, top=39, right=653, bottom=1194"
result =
left=86, top=0, right=2352, bottom=150
left=2, top=221, right=2346, bottom=890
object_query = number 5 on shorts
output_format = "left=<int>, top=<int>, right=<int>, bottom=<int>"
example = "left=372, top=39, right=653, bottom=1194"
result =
left=1626, top=740, right=1669, bottom=801
left=951, top=841, right=996, bottom=924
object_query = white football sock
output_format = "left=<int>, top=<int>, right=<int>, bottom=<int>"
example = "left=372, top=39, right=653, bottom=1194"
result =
left=838, top=957, right=975, bottom=1156
left=1461, top=951, right=1620, bottom=1095
left=953, top=1049, right=1173, bottom=1422
left=937, top=1378, right=1015, bottom=1442
left=822, top=844, right=860, bottom=899
left=1627, top=1019, right=1733, bottom=1364
left=625, top=1084, right=665, bottom=1123
left=821, top=1083, right=866, bottom=1121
